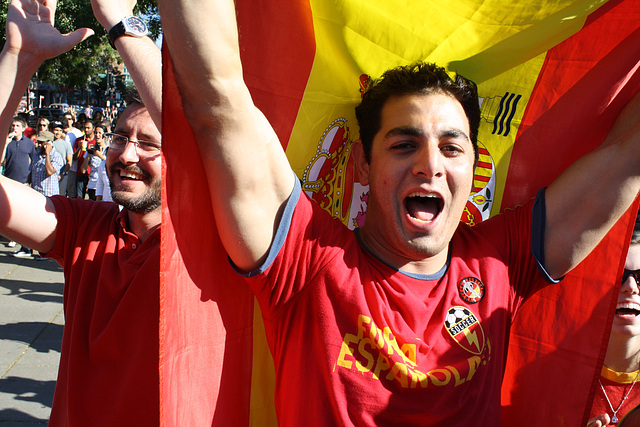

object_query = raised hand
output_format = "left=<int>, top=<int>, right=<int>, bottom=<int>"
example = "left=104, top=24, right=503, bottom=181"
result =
left=4, top=0, right=93, bottom=63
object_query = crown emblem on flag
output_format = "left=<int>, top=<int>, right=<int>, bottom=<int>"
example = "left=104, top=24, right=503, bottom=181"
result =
left=303, top=118, right=355, bottom=224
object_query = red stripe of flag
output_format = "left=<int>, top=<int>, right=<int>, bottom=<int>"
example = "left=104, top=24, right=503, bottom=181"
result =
left=237, top=0, right=316, bottom=149
left=161, top=0, right=315, bottom=425
left=500, top=0, right=640, bottom=424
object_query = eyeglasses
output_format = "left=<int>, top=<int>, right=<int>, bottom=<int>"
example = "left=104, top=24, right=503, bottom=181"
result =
left=623, top=269, right=640, bottom=283
left=106, top=132, right=161, bottom=154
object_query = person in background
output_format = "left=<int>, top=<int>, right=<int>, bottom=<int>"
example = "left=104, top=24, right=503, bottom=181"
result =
left=51, top=120, right=72, bottom=196
left=30, top=130, right=64, bottom=197
left=588, top=208, right=640, bottom=426
left=101, top=119, right=112, bottom=133
left=2, top=116, right=35, bottom=252
left=63, top=112, right=83, bottom=197
left=14, top=130, right=63, bottom=258
left=73, top=119, right=95, bottom=199
left=95, top=152, right=112, bottom=202
left=109, top=105, right=118, bottom=122
left=92, top=109, right=103, bottom=124
left=85, top=124, right=107, bottom=200
left=74, top=113, right=87, bottom=131
left=36, top=116, right=49, bottom=132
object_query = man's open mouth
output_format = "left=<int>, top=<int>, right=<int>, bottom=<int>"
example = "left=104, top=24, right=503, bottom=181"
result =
left=405, top=193, right=443, bottom=222
left=120, top=170, right=145, bottom=181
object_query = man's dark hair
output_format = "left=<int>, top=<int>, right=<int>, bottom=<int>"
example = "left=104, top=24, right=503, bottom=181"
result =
left=111, top=86, right=145, bottom=128
left=355, top=62, right=480, bottom=163
left=124, top=86, right=144, bottom=108
left=12, top=116, right=27, bottom=128
left=84, top=119, right=95, bottom=127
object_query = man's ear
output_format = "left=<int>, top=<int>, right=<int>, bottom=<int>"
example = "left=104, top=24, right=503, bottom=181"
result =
left=352, top=139, right=370, bottom=186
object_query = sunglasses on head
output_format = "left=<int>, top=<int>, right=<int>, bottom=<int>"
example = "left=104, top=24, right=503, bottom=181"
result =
left=623, top=269, right=640, bottom=283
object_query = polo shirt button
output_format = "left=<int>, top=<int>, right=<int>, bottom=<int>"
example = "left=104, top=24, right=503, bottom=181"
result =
left=132, top=243, right=137, bottom=250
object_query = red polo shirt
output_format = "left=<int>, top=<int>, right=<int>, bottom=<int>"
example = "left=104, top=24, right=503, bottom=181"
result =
left=45, top=196, right=160, bottom=426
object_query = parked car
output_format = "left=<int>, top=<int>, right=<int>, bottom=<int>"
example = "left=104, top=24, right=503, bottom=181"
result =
left=25, top=108, right=66, bottom=128
left=49, top=103, right=70, bottom=112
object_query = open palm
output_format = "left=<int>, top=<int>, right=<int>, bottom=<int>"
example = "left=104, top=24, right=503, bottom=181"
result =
left=4, top=0, right=93, bottom=61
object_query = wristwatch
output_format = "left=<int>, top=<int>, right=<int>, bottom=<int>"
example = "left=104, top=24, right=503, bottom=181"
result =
left=108, top=16, right=149, bottom=48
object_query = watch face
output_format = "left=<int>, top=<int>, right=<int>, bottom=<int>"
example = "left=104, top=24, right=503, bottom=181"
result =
left=124, top=16, right=148, bottom=34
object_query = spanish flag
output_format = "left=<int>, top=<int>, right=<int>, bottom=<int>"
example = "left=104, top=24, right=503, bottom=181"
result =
left=160, top=0, right=640, bottom=425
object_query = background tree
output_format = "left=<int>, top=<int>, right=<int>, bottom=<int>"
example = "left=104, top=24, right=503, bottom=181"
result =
left=0, top=0, right=160, bottom=92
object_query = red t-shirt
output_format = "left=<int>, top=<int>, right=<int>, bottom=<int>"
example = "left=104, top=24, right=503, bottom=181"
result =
left=73, top=137, right=94, bottom=177
left=589, top=366, right=640, bottom=424
left=245, top=184, right=550, bottom=426
left=45, top=196, right=160, bottom=426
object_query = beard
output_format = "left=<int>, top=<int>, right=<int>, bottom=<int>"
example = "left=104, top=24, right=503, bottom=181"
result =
left=108, top=163, right=161, bottom=213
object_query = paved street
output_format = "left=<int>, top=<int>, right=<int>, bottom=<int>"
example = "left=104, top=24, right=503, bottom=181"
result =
left=0, top=238, right=64, bottom=426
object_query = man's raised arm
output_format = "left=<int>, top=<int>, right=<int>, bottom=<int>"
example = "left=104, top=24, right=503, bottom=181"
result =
left=0, top=0, right=92, bottom=155
left=544, top=89, right=640, bottom=279
left=91, top=0, right=161, bottom=129
left=158, top=0, right=295, bottom=271
left=0, top=0, right=92, bottom=252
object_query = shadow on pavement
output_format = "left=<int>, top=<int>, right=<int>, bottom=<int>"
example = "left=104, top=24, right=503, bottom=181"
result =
left=0, top=376, right=56, bottom=407
left=0, top=276, right=63, bottom=305
left=0, top=322, right=63, bottom=353
left=0, top=407, right=49, bottom=424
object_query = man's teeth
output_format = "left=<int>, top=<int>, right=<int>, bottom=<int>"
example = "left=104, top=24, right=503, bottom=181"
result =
left=616, top=302, right=640, bottom=316
left=120, top=171, right=142, bottom=180
left=407, top=192, right=438, bottom=199
left=617, top=302, right=640, bottom=310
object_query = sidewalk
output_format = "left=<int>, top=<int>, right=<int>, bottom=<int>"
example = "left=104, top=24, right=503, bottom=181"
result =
left=0, top=238, right=64, bottom=426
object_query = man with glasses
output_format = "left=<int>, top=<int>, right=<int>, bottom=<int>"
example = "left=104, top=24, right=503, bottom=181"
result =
left=105, top=98, right=162, bottom=212
left=0, top=0, right=162, bottom=423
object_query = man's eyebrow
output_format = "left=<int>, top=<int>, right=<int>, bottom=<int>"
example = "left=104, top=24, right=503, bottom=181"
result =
left=439, top=128, right=470, bottom=141
left=384, top=126, right=424, bottom=140
left=384, top=126, right=470, bottom=141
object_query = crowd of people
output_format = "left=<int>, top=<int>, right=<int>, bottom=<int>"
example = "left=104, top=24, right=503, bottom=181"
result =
left=0, top=0, right=638, bottom=425
left=1, top=107, right=118, bottom=258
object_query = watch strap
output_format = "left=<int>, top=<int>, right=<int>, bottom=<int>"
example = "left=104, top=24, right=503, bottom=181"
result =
left=108, top=22, right=126, bottom=49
